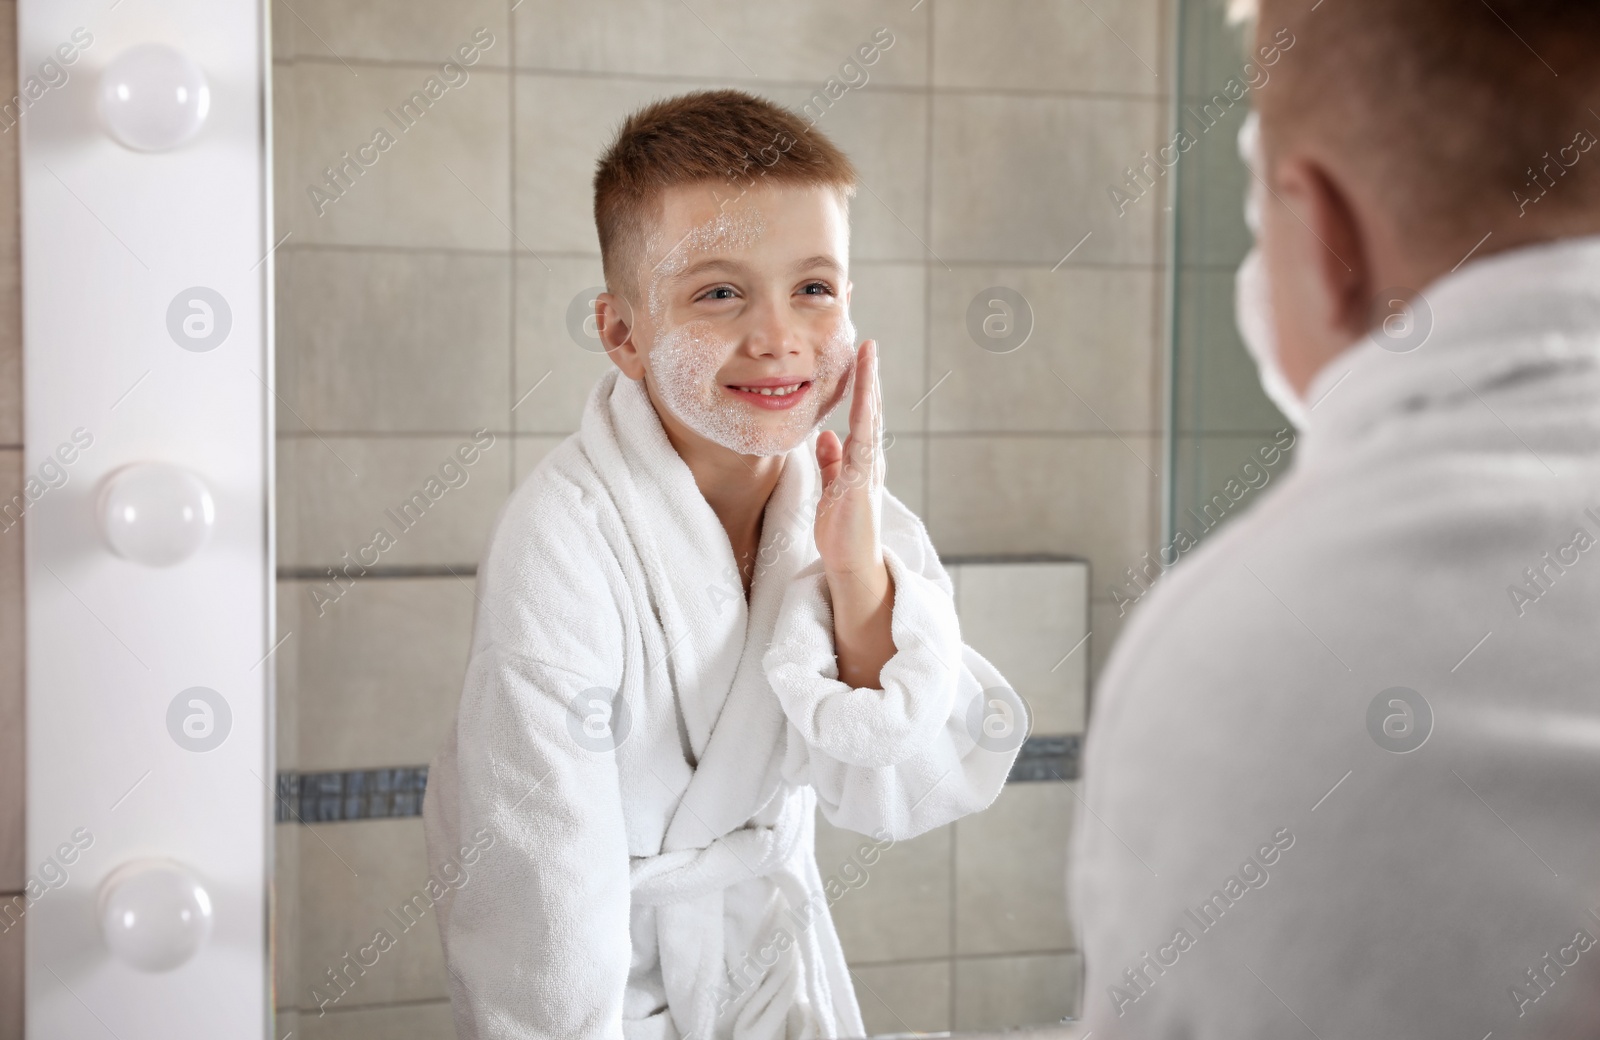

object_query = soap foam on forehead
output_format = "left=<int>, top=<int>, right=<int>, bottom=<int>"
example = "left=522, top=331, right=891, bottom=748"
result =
left=645, top=207, right=767, bottom=322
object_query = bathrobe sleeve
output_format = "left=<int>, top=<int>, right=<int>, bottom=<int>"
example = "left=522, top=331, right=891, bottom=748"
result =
left=430, top=488, right=635, bottom=1040
left=760, top=491, right=1025, bottom=841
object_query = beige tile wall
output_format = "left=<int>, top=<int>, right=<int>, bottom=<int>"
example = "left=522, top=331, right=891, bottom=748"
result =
left=954, top=562, right=1087, bottom=735
left=817, top=781, right=1084, bottom=1034
left=272, top=0, right=1174, bottom=1034
left=0, top=1, right=23, bottom=1036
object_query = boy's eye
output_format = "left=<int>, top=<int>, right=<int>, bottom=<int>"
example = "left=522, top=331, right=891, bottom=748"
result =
left=698, top=285, right=738, bottom=301
left=799, top=281, right=835, bottom=296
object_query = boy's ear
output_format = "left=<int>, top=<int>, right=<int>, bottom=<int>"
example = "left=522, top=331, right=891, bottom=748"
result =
left=596, top=290, right=643, bottom=378
left=1264, top=152, right=1372, bottom=393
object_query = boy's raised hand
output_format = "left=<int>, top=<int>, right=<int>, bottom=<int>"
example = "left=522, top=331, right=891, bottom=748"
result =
left=814, top=339, right=885, bottom=581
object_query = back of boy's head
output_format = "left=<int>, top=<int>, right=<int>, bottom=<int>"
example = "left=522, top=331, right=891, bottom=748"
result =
left=1235, top=0, right=1600, bottom=266
left=593, top=89, right=858, bottom=302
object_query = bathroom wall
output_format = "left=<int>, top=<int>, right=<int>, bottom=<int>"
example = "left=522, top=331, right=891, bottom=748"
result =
left=821, top=558, right=1089, bottom=1032
left=270, top=0, right=1175, bottom=1034
left=0, top=0, right=25, bottom=1035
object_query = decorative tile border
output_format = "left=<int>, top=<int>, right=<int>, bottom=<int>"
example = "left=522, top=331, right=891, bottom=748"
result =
left=274, top=737, right=1079, bottom=824
left=274, top=766, right=429, bottom=824
left=1007, top=734, right=1081, bottom=784
left=277, top=564, right=471, bottom=581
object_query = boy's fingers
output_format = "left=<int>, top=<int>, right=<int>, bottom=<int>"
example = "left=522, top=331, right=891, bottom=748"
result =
left=816, top=429, right=842, bottom=489
left=849, top=340, right=872, bottom=442
left=817, top=428, right=840, bottom=465
left=845, top=341, right=878, bottom=473
left=870, top=341, right=884, bottom=486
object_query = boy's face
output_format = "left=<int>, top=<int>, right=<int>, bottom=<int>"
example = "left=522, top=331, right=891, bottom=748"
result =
left=608, top=180, right=857, bottom=458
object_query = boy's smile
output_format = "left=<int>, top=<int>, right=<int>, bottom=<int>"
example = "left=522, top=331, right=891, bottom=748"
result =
left=725, top=379, right=812, bottom=409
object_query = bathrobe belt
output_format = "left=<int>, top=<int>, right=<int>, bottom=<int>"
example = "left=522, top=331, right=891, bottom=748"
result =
left=628, top=787, right=808, bottom=907
left=626, top=789, right=833, bottom=1040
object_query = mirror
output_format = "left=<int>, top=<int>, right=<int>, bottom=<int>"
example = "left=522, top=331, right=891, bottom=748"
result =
left=267, top=0, right=1278, bottom=1035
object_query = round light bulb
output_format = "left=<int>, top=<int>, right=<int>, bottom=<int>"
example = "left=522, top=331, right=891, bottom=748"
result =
left=98, top=44, right=210, bottom=152
left=96, top=462, right=216, bottom=567
left=98, top=859, right=214, bottom=972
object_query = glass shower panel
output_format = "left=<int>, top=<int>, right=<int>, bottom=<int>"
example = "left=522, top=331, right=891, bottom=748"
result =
left=1166, top=0, right=1293, bottom=551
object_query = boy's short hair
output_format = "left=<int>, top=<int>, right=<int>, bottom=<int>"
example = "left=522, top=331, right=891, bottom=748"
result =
left=1243, top=0, right=1600, bottom=260
left=593, top=89, right=858, bottom=300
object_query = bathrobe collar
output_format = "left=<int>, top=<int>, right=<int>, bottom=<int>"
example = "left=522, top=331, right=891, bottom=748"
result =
left=580, top=367, right=825, bottom=846
left=1300, top=233, right=1600, bottom=464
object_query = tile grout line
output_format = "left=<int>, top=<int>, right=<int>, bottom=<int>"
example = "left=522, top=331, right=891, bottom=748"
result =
left=923, top=0, right=937, bottom=543
left=277, top=239, right=1167, bottom=272
left=272, top=53, right=1172, bottom=105
left=507, top=0, right=519, bottom=495
left=924, top=6, right=955, bottom=1027
left=274, top=428, right=1190, bottom=439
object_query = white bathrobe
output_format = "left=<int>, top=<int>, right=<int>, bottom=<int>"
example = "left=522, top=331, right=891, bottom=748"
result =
left=1070, top=234, right=1600, bottom=1038
left=423, top=367, right=1022, bottom=1040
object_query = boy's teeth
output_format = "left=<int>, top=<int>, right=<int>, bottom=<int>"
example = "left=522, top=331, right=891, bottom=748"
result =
left=737, top=383, right=802, bottom=396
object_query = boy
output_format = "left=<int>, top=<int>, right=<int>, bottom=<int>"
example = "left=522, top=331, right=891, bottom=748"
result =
left=423, top=89, right=1026, bottom=1040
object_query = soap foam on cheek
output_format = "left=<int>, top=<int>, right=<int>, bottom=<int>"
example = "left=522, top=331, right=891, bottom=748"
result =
left=648, top=314, right=858, bottom=458
left=809, top=316, right=858, bottom=428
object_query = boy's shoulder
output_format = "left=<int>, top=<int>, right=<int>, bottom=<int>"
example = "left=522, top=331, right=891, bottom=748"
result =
left=480, top=432, right=623, bottom=577
left=470, top=431, right=632, bottom=665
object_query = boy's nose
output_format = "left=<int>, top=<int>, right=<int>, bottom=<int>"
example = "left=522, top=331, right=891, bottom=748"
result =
left=743, top=296, right=799, bottom=357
